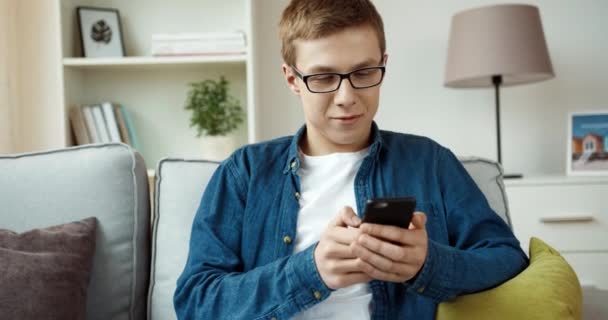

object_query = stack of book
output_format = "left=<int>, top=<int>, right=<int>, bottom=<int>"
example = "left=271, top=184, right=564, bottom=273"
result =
left=150, top=31, right=246, bottom=56
left=69, top=102, right=140, bottom=149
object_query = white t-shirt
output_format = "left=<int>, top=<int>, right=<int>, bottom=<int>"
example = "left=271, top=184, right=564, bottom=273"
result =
left=292, top=147, right=372, bottom=320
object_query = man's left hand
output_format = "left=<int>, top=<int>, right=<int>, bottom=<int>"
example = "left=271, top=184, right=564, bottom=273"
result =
left=350, top=212, right=428, bottom=283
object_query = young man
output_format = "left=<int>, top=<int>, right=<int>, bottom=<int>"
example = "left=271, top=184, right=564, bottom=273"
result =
left=174, top=1, right=528, bottom=319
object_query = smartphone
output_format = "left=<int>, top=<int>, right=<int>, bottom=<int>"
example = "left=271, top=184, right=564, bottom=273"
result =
left=362, top=196, right=416, bottom=228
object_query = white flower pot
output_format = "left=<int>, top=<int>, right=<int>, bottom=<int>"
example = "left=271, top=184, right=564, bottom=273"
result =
left=200, top=135, right=238, bottom=161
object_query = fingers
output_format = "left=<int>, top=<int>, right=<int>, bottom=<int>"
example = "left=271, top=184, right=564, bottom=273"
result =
left=360, top=212, right=427, bottom=245
left=324, top=258, right=366, bottom=274
left=356, top=258, right=414, bottom=283
left=354, top=233, right=406, bottom=262
left=351, top=234, right=427, bottom=283
left=360, top=223, right=405, bottom=243
left=350, top=211, right=429, bottom=284
left=331, top=206, right=362, bottom=228
left=350, top=240, right=408, bottom=272
left=409, top=212, right=427, bottom=230
left=322, top=242, right=356, bottom=259
left=327, top=226, right=362, bottom=245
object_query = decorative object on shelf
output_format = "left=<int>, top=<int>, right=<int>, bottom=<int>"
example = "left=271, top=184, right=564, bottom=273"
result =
left=150, top=31, right=246, bottom=57
left=184, top=76, right=244, bottom=161
left=77, top=7, right=125, bottom=58
left=567, top=111, right=608, bottom=175
left=444, top=4, right=554, bottom=179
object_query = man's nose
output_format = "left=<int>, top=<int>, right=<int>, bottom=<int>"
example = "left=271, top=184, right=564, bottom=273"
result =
left=333, top=77, right=356, bottom=107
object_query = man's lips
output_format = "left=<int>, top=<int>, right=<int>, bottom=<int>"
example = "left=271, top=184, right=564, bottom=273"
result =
left=332, top=114, right=362, bottom=120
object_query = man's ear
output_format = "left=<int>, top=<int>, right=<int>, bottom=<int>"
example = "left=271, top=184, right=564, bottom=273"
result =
left=282, top=63, right=301, bottom=96
left=382, top=53, right=389, bottom=65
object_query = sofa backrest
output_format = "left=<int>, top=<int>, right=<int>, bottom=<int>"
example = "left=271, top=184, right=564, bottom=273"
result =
left=0, top=144, right=150, bottom=320
left=459, top=157, right=511, bottom=226
left=148, top=159, right=219, bottom=320
left=147, top=156, right=511, bottom=320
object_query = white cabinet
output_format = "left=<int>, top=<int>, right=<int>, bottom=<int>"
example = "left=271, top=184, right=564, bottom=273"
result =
left=505, top=176, right=608, bottom=319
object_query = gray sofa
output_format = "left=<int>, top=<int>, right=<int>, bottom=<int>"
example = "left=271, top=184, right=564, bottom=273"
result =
left=0, top=143, right=512, bottom=320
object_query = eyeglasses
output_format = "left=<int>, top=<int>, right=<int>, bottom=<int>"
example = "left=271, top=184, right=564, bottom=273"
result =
left=291, top=65, right=386, bottom=93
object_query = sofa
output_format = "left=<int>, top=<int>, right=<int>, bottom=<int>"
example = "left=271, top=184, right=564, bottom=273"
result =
left=0, top=143, right=582, bottom=319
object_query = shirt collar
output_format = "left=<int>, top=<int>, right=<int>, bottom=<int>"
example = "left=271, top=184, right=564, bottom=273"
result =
left=283, top=121, right=384, bottom=174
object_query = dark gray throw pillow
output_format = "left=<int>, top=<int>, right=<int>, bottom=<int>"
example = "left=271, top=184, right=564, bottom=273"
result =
left=0, top=217, right=97, bottom=320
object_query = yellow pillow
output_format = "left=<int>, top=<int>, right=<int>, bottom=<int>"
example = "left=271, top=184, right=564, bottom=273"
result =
left=437, top=237, right=582, bottom=320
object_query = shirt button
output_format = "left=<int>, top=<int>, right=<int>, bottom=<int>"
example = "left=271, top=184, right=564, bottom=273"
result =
left=283, top=235, right=292, bottom=244
left=417, top=286, right=426, bottom=293
left=271, top=317, right=277, bottom=320
left=313, top=290, right=322, bottom=300
left=294, top=192, right=301, bottom=200
left=290, top=161, right=296, bottom=169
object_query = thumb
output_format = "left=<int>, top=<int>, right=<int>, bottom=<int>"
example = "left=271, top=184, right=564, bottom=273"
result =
left=332, top=206, right=361, bottom=228
left=408, top=212, right=427, bottom=230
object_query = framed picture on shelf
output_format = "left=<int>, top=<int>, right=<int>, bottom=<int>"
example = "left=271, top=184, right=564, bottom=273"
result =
left=77, top=7, right=125, bottom=58
left=567, top=111, right=608, bottom=175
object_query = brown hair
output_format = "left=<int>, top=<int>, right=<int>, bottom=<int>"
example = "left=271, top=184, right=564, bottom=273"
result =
left=279, top=0, right=386, bottom=67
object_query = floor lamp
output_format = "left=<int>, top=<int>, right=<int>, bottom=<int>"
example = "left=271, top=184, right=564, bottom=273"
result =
left=444, top=4, right=555, bottom=178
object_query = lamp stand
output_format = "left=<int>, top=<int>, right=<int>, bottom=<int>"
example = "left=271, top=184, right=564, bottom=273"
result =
left=492, top=75, right=523, bottom=179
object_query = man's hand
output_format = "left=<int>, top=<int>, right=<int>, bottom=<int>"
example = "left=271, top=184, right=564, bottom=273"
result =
left=350, top=212, right=428, bottom=283
left=314, top=206, right=372, bottom=289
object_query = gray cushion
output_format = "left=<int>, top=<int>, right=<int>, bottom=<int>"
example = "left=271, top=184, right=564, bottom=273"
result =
left=147, top=158, right=219, bottom=320
left=0, top=143, right=150, bottom=320
left=0, top=217, right=97, bottom=320
left=460, top=157, right=511, bottom=226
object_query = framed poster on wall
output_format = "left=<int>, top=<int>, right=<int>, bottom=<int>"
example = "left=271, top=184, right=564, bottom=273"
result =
left=567, top=111, right=608, bottom=175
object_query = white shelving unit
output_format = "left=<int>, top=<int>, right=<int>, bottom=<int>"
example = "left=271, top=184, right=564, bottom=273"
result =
left=9, top=0, right=257, bottom=166
left=62, top=55, right=248, bottom=69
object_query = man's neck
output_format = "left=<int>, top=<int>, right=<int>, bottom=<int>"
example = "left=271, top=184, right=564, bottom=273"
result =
left=300, top=130, right=372, bottom=156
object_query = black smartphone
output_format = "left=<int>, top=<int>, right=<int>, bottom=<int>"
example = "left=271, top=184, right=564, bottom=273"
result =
left=362, top=196, right=416, bottom=228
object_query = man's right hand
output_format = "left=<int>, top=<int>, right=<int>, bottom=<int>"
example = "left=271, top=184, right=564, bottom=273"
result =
left=314, top=206, right=372, bottom=289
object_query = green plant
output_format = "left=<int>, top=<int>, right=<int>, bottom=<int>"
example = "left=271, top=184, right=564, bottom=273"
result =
left=184, top=76, right=244, bottom=137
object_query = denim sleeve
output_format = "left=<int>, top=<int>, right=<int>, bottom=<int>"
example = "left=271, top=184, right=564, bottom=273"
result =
left=403, top=147, right=528, bottom=302
left=173, top=158, right=332, bottom=320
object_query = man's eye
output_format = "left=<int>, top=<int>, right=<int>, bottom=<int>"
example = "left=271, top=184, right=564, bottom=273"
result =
left=310, top=75, right=336, bottom=82
left=354, top=70, right=372, bottom=77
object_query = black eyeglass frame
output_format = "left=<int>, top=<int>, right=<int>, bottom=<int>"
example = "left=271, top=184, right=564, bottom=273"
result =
left=291, top=65, right=386, bottom=93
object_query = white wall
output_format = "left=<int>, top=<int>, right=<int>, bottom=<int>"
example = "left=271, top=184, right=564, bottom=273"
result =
left=0, top=0, right=16, bottom=154
left=254, top=0, right=608, bottom=176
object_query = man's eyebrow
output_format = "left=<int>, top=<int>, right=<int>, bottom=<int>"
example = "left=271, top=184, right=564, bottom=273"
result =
left=307, top=58, right=381, bottom=74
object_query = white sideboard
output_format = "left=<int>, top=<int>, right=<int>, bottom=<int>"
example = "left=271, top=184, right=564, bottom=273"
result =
left=505, top=175, right=608, bottom=319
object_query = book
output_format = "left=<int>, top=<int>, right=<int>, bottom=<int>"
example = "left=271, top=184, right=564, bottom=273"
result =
left=119, top=106, right=141, bottom=150
left=150, top=31, right=246, bottom=56
left=151, top=31, right=246, bottom=42
left=81, top=105, right=100, bottom=143
left=91, top=105, right=111, bottom=143
left=151, top=44, right=246, bottom=56
left=69, top=106, right=91, bottom=145
left=101, top=102, right=122, bottom=142
left=113, top=104, right=132, bottom=146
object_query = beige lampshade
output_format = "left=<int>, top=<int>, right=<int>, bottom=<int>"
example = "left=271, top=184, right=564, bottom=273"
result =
left=445, top=4, right=554, bottom=88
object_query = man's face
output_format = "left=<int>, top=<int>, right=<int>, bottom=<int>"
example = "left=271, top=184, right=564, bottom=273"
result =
left=283, top=25, right=387, bottom=155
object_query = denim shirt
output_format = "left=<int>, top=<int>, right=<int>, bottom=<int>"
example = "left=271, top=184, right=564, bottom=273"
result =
left=174, top=123, right=528, bottom=320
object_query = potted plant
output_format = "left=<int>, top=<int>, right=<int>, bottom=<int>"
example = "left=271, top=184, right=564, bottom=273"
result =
left=184, top=76, right=244, bottom=160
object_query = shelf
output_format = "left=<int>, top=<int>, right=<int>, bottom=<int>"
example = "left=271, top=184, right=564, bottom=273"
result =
left=63, top=55, right=247, bottom=70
